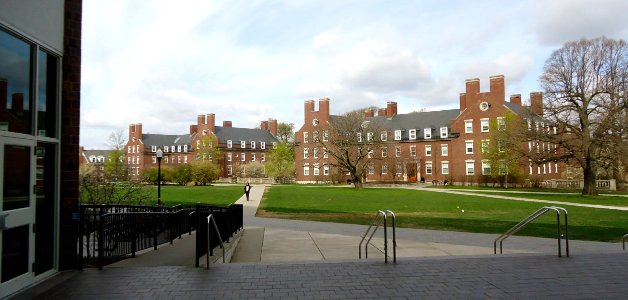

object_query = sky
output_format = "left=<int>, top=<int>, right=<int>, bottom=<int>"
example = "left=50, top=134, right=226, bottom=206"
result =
left=80, top=0, right=628, bottom=149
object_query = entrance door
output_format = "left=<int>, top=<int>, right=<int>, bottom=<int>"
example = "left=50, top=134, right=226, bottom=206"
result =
left=0, top=138, right=35, bottom=298
left=406, top=162, right=417, bottom=182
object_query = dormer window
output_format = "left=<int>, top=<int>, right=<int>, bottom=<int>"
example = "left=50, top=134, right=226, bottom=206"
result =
left=241, top=140, right=246, bottom=148
left=381, top=131, right=387, bottom=141
left=151, top=145, right=157, bottom=152
left=394, top=130, right=402, bottom=140
left=440, top=127, right=448, bottom=138
left=424, top=128, right=432, bottom=139
left=261, top=142, right=266, bottom=149
left=409, top=129, right=416, bottom=140
left=227, top=140, right=233, bottom=148
left=251, top=141, right=256, bottom=149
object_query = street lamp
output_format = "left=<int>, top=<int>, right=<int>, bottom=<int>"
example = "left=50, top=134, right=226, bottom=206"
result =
left=156, top=148, right=163, bottom=206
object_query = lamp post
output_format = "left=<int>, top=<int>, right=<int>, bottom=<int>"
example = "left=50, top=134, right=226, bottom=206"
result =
left=156, top=148, right=163, bottom=206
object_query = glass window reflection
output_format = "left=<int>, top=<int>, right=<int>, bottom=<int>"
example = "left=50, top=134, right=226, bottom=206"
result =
left=0, top=29, right=32, bottom=134
left=37, top=50, right=58, bottom=138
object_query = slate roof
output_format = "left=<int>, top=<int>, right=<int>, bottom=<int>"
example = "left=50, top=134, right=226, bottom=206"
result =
left=214, top=126, right=277, bottom=144
left=142, top=134, right=193, bottom=147
left=83, top=149, right=113, bottom=157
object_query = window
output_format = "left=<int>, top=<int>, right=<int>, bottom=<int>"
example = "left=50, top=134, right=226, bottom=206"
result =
left=497, top=117, right=505, bottom=130
left=357, top=132, right=362, bottom=142
left=227, top=140, right=232, bottom=148
left=368, top=164, right=375, bottom=175
left=184, top=156, right=188, bottom=163
left=313, top=131, right=319, bottom=142
left=322, top=130, right=329, bottom=141
left=227, top=152, right=232, bottom=161
left=441, top=144, right=448, bottom=156
left=323, top=148, right=329, bottom=159
left=381, top=131, right=388, bottom=141
left=177, top=145, right=181, bottom=152
left=424, top=128, right=431, bottom=139
left=395, top=146, right=401, bottom=157
left=303, top=132, right=309, bottom=143
left=251, top=141, right=256, bottom=149
left=304, top=148, right=309, bottom=159
left=409, top=129, right=416, bottom=140
left=251, top=153, right=256, bottom=161
left=313, top=147, right=319, bottom=158
left=410, top=145, right=417, bottom=157
left=465, top=140, right=474, bottom=154
left=313, top=163, right=320, bottom=176
left=441, top=161, right=449, bottom=174
left=152, top=157, right=157, bottom=164
left=425, top=161, right=433, bottom=175
left=425, top=145, right=432, bottom=156
left=170, top=146, right=175, bottom=152
left=481, top=140, right=489, bottom=153
left=499, top=160, right=507, bottom=175
left=163, top=146, right=168, bottom=153
left=440, top=127, right=448, bottom=138
left=227, top=165, right=233, bottom=176
left=481, top=118, right=490, bottom=132
left=368, top=148, right=374, bottom=158
left=395, top=163, right=403, bottom=176
left=482, top=161, right=491, bottom=175
left=151, top=146, right=157, bottom=152
left=498, top=141, right=504, bottom=153
left=261, top=153, right=265, bottom=162
left=367, top=132, right=373, bottom=141
left=241, top=153, right=246, bottom=161
left=381, top=147, right=387, bottom=158
left=184, top=145, right=188, bottom=152
left=128, top=146, right=132, bottom=153
left=394, top=130, right=402, bottom=140
left=466, top=160, right=475, bottom=175
left=303, top=164, right=310, bottom=176
left=465, top=120, right=473, bottom=133
left=381, top=164, right=388, bottom=175
left=323, top=165, right=330, bottom=176
left=241, top=141, right=246, bottom=148
left=261, top=142, right=266, bottom=149
left=273, top=142, right=277, bottom=149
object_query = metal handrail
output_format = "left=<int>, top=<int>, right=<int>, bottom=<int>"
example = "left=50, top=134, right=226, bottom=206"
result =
left=206, top=214, right=225, bottom=269
left=494, top=206, right=569, bottom=257
left=358, top=210, right=397, bottom=263
left=623, top=234, right=627, bottom=251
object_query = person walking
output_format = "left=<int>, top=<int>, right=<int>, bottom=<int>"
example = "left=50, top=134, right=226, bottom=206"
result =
left=244, top=183, right=252, bottom=201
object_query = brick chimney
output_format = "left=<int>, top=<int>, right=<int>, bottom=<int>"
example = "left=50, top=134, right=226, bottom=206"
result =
left=459, top=93, right=467, bottom=110
left=270, top=119, right=278, bottom=136
left=364, top=108, right=374, bottom=118
left=386, top=101, right=398, bottom=117
left=189, top=125, right=198, bottom=134
left=223, top=121, right=232, bottom=128
left=509, top=94, right=522, bottom=106
left=465, top=78, right=480, bottom=105
left=206, top=114, right=215, bottom=132
left=377, top=108, right=387, bottom=116
left=304, top=100, right=315, bottom=121
left=530, top=92, right=543, bottom=116
left=261, top=121, right=268, bottom=131
left=319, top=98, right=330, bottom=119
left=489, top=75, right=505, bottom=105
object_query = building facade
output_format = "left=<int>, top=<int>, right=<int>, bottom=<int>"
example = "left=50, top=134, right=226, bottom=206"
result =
left=125, top=114, right=278, bottom=180
left=0, top=0, right=82, bottom=297
left=295, top=75, right=563, bottom=184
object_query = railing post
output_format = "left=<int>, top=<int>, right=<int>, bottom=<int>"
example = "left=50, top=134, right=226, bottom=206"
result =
left=78, top=205, right=85, bottom=270
left=98, top=215, right=104, bottom=271
left=555, top=209, right=562, bottom=257
left=195, top=203, right=200, bottom=268
left=383, top=212, right=388, bottom=264
left=153, top=214, right=158, bottom=250
left=131, top=214, right=137, bottom=258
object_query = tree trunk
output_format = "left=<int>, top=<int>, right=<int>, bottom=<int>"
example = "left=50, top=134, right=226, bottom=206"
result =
left=581, top=161, right=597, bottom=196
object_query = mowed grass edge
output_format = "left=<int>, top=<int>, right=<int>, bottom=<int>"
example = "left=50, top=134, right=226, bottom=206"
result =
left=258, top=186, right=628, bottom=242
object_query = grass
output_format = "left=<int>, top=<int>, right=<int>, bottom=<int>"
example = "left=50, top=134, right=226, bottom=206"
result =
left=148, top=184, right=243, bottom=207
left=452, top=191, right=628, bottom=207
left=258, top=186, right=628, bottom=242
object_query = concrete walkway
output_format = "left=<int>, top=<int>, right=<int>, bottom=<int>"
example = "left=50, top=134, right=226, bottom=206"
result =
left=13, top=184, right=628, bottom=299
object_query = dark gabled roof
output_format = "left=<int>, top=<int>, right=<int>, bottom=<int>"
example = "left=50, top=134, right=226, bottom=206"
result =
left=83, top=149, right=112, bottom=158
left=142, top=134, right=193, bottom=147
left=370, top=109, right=460, bottom=139
left=214, top=126, right=277, bottom=144
left=504, top=102, right=545, bottom=122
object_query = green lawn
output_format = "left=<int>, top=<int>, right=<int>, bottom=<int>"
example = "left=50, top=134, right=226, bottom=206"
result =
left=148, top=185, right=243, bottom=207
left=450, top=190, right=628, bottom=207
left=258, top=186, right=628, bottom=242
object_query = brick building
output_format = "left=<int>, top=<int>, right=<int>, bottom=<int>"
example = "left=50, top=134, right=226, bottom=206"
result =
left=295, top=75, right=563, bottom=184
left=125, top=114, right=278, bottom=180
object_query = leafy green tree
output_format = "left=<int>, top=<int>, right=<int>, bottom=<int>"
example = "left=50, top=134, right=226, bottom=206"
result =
left=236, top=161, right=266, bottom=178
left=276, top=122, right=295, bottom=144
left=191, top=160, right=220, bottom=185
left=265, top=142, right=295, bottom=183
left=171, top=163, right=193, bottom=186
left=483, top=111, right=526, bottom=187
left=195, top=134, right=222, bottom=162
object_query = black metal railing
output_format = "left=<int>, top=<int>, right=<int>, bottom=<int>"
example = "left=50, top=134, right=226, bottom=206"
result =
left=192, top=203, right=243, bottom=268
left=78, top=203, right=242, bottom=270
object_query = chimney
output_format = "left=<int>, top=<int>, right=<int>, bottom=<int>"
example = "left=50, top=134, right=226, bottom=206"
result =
left=530, top=92, right=543, bottom=116
left=319, top=98, right=330, bottom=118
left=364, top=108, right=374, bottom=118
left=459, top=93, right=467, bottom=110
left=197, top=115, right=205, bottom=126
left=509, top=94, right=522, bottom=106
left=270, top=119, right=278, bottom=136
left=136, top=123, right=142, bottom=135
left=377, top=108, right=387, bottom=116
left=489, top=75, right=505, bottom=105
left=223, top=120, right=232, bottom=127
left=11, top=93, right=24, bottom=112
left=465, top=78, right=480, bottom=106
left=0, top=79, right=7, bottom=112
left=386, top=101, right=398, bottom=117
left=261, top=121, right=268, bottom=131
left=189, top=125, right=198, bottom=134
left=304, top=100, right=315, bottom=121
left=206, top=114, right=215, bottom=133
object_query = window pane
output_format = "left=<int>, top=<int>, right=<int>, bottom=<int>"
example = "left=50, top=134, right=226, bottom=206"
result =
left=4, top=145, right=31, bottom=210
left=2, top=225, right=30, bottom=282
left=0, top=29, right=32, bottom=134
left=35, top=143, right=55, bottom=274
left=37, top=50, right=58, bottom=138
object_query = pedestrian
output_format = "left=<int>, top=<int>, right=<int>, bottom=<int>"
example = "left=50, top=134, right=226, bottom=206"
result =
left=244, top=183, right=252, bottom=201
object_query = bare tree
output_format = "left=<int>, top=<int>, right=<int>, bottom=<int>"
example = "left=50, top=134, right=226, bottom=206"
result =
left=314, top=109, right=386, bottom=188
left=531, top=37, right=627, bottom=195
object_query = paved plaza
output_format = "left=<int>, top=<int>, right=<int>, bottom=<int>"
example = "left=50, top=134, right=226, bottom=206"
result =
left=13, top=185, right=628, bottom=299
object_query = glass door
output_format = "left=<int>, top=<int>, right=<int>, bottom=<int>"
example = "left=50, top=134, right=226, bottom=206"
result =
left=0, top=137, right=35, bottom=298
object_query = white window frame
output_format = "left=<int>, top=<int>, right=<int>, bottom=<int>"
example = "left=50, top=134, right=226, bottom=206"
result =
left=368, top=164, right=375, bottom=175
left=465, top=160, right=475, bottom=175
left=261, top=153, right=266, bottom=162
left=381, top=131, right=388, bottom=141
left=441, top=144, right=448, bottom=156
left=440, top=127, right=448, bottom=138
left=465, top=119, right=473, bottom=133
left=394, top=130, right=402, bottom=141
left=227, top=165, right=233, bottom=176
left=323, top=148, right=329, bottom=159
left=251, top=141, right=256, bottom=149
left=395, top=146, right=401, bottom=157
left=410, top=145, right=417, bottom=157
left=251, top=153, right=256, bottom=161
left=303, top=164, right=310, bottom=176
left=303, top=132, right=309, bottom=143
left=322, top=130, right=329, bottom=141
left=227, top=152, right=232, bottom=162
left=497, top=117, right=505, bottom=130
left=367, top=132, right=373, bottom=141
left=313, top=147, right=319, bottom=159
left=425, top=145, right=432, bottom=156
left=425, top=161, right=433, bottom=175
left=465, top=140, right=474, bottom=154
left=184, top=145, right=188, bottom=152
left=241, top=140, right=246, bottom=148
left=424, top=128, right=432, bottom=139
left=481, top=118, right=490, bottom=133
left=304, top=148, right=309, bottom=159
left=313, top=163, right=320, bottom=176
left=441, top=161, right=449, bottom=175
left=381, top=164, right=388, bottom=175
left=241, top=153, right=246, bottom=161
left=261, top=142, right=266, bottom=149
left=151, top=145, right=157, bottom=152
left=409, top=129, right=416, bottom=140
left=227, top=140, right=232, bottom=149
left=323, top=165, right=330, bottom=176
left=482, top=160, right=491, bottom=175
left=381, top=147, right=387, bottom=158
left=357, top=132, right=362, bottom=142
left=481, top=139, right=489, bottom=154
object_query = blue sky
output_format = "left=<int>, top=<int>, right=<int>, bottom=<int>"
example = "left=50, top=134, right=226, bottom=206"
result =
left=80, top=0, right=628, bottom=149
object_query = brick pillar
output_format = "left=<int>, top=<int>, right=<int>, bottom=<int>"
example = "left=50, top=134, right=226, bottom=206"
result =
left=59, top=0, right=82, bottom=271
left=459, top=93, right=467, bottom=110
left=387, top=101, right=397, bottom=117
left=270, top=119, right=278, bottom=136
left=489, top=75, right=505, bottom=105
left=510, top=94, right=522, bottom=106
